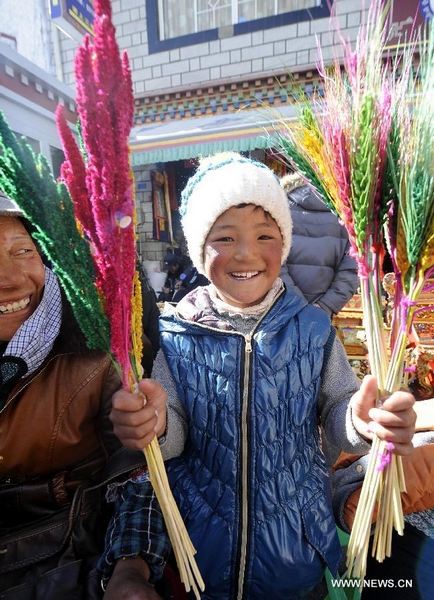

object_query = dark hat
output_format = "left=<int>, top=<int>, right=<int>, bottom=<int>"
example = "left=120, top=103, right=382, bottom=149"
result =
left=164, top=253, right=181, bottom=267
left=0, top=190, right=23, bottom=217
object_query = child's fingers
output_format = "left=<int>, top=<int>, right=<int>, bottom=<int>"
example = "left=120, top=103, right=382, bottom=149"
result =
left=368, top=405, right=416, bottom=430
left=368, top=399, right=416, bottom=456
left=111, top=388, right=145, bottom=412
left=378, top=390, right=415, bottom=412
left=110, top=406, right=159, bottom=450
left=366, top=420, right=414, bottom=455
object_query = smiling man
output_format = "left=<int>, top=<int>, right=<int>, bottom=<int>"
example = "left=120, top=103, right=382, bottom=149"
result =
left=0, top=198, right=45, bottom=353
left=0, top=191, right=169, bottom=599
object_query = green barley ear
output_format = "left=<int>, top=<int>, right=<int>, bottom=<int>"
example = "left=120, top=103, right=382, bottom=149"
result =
left=393, top=22, right=434, bottom=295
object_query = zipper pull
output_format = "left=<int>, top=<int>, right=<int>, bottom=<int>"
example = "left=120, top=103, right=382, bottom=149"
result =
left=245, top=333, right=252, bottom=353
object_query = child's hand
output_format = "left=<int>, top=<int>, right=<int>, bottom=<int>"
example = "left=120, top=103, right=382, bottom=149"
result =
left=350, top=374, right=416, bottom=455
left=110, top=379, right=167, bottom=450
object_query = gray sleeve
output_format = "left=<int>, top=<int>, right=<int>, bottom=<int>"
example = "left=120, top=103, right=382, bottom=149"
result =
left=152, top=349, right=188, bottom=461
left=331, top=454, right=368, bottom=532
left=279, top=261, right=295, bottom=288
left=279, top=263, right=303, bottom=298
left=317, top=250, right=359, bottom=316
left=319, top=336, right=371, bottom=464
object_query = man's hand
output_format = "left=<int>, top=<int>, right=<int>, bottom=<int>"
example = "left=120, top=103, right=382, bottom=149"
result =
left=110, top=379, right=167, bottom=450
left=350, top=374, right=416, bottom=455
left=103, top=557, right=163, bottom=600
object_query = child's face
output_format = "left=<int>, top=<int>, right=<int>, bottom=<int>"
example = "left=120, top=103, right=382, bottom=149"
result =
left=203, top=204, right=283, bottom=308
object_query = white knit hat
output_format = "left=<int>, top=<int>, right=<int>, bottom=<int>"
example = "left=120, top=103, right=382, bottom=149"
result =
left=180, top=152, right=292, bottom=275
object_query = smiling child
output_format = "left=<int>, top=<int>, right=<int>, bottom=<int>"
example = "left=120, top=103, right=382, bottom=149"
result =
left=110, top=152, right=416, bottom=600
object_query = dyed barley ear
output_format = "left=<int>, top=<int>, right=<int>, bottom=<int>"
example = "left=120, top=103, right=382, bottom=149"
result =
left=53, top=0, right=205, bottom=594
left=270, top=0, right=433, bottom=587
left=394, top=217, right=411, bottom=285
left=350, top=94, right=377, bottom=255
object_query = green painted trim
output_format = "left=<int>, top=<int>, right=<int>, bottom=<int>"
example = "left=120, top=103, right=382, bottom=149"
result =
left=130, top=134, right=272, bottom=166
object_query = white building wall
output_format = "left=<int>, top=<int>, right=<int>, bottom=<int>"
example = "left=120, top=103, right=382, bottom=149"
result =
left=133, top=165, right=167, bottom=273
left=0, top=0, right=55, bottom=74
left=0, top=91, right=64, bottom=161
left=0, top=41, right=76, bottom=175
left=57, top=0, right=365, bottom=96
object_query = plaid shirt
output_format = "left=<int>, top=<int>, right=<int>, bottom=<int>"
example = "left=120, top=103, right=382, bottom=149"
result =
left=98, top=469, right=171, bottom=587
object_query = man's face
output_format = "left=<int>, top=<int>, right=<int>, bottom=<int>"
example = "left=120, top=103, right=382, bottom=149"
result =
left=0, top=216, right=45, bottom=342
left=168, top=261, right=179, bottom=273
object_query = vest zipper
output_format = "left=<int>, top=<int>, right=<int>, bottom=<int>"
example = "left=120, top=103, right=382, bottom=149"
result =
left=236, top=332, right=252, bottom=600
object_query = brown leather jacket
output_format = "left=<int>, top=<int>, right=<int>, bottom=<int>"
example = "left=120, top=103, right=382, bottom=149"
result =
left=332, top=438, right=434, bottom=531
left=0, top=338, right=145, bottom=598
left=0, top=349, right=121, bottom=480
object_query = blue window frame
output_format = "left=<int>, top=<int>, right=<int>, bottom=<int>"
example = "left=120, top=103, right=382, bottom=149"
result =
left=146, top=0, right=333, bottom=55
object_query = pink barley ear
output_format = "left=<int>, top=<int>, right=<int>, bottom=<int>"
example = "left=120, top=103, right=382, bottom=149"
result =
left=55, top=0, right=139, bottom=382
left=376, top=442, right=394, bottom=472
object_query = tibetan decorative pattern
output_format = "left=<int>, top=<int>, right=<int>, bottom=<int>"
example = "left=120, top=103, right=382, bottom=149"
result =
left=133, top=70, right=323, bottom=125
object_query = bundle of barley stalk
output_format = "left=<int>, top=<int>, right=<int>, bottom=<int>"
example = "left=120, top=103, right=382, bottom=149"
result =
left=271, top=0, right=434, bottom=585
left=347, top=14, right=434, bottom=581
left=54, top=1, right=205, bottom=596
left=0, top=0, right=205, bottom=597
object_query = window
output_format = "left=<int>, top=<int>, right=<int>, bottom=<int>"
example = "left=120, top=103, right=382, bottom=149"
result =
left=158, top=0, right=320, bottom=40
left=0, top=33, right=17, bottom=51
left=147, top=0, right=332, bottom=53
left=12, top=132, right=40, bottom=156
left=50, top=146, right=65, bottom=180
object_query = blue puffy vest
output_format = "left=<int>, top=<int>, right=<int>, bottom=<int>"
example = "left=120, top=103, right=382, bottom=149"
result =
left=160, top=287, right=341, bottom=599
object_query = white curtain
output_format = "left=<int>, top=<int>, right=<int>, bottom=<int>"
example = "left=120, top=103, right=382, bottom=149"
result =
left=160, top=0, right=320, bottom=39
left=160, top=0, right=195, bottom=39
left=278, top=0, right=319, bottom=12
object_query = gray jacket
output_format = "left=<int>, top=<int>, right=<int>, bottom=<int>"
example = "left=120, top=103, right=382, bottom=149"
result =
left=280, top=181, right=358, bottom=316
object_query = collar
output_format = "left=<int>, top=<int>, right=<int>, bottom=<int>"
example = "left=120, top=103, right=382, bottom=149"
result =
left=3, top=267, right=62, bottom=378
left=208, top=278, right=284, bottom=317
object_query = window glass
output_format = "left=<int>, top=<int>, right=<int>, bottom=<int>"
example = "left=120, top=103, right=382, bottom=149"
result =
left=50, top=146, right=65, bottom=180
left=11, top=131, right=41, bottom=156
left=158, top=0, right=320, bottom=40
